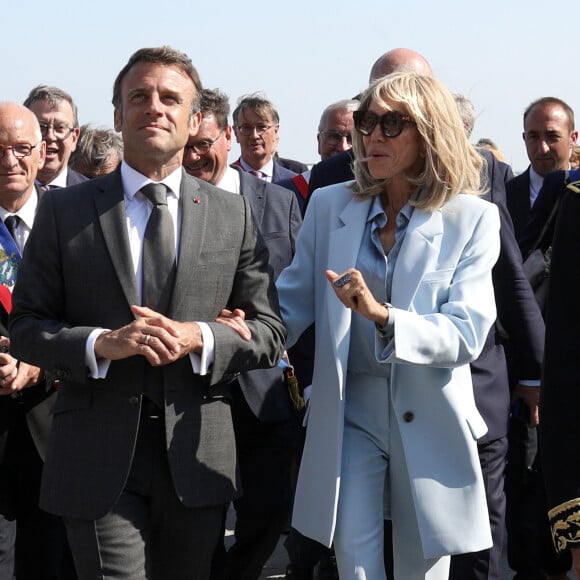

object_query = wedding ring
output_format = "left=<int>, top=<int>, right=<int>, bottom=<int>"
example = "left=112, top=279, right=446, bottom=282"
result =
left=334, top=272, right=352, bottom=288
left=145, top=334, right=151, bottom=345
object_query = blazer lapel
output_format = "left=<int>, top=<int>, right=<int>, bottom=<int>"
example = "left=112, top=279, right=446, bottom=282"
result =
left=327, top=196, right=372, bottom=364
left=392, top=207, right=443, bottom=309
left=170, top=173, right=206, bottom=317
left=94, top=170, right=139, bottom=308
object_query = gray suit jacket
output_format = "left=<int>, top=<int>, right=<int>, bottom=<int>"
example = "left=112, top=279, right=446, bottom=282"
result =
left=9, top=168, right=286, bottom=520
left=235, top=169, right=302, bottom=421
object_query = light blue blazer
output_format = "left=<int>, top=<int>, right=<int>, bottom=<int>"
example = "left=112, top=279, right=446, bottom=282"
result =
left=276, top=182, right=500, bottom=558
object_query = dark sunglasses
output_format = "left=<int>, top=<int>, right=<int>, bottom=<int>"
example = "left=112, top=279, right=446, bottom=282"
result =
left=353, top=110, right=415, bottom=138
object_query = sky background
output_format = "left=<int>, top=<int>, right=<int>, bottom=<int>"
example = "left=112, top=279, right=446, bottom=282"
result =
left=5, top=0, right=579, bottom=173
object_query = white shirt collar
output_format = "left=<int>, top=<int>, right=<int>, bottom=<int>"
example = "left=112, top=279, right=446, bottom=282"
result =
left=215, top=166, right=241, bottom=194
left=37, top=166, right=68, bottom=189
left=120, top=161, right=183, bottom=201
left=238, top=156, right=274, bottom=179
left=0, top=189, right=38, bottom=230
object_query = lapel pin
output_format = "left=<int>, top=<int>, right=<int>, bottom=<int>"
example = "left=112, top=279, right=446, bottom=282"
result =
left=193, top=197, right=201, bottom=204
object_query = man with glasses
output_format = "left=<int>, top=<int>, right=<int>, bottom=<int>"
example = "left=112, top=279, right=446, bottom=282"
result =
left=232, top=93, right=297, bottom=183
left=23, top=85, right=87, bottom=189
left=277, top=99, right=358, bottom=216
left=183, top=88, right=302, bottom=580
left=317, top=100, right=357, bottom=161
left=0, top=102, right=77, bottom=580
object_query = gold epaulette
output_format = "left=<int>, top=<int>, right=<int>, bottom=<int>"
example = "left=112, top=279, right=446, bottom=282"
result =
left=548, top=498, right=580, bottom=551
left=566, top=179, right=580, bottom=194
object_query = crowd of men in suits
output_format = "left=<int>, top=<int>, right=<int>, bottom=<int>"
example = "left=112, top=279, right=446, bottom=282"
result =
left=0, top=43, right=579, bottom=580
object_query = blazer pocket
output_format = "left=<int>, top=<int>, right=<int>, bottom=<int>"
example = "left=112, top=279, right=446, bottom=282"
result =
left=420, top=268, right=454, bottom=284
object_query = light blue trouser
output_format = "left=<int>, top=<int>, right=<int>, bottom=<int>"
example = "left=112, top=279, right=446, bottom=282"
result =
left=333, top=373, right=449, bottom=580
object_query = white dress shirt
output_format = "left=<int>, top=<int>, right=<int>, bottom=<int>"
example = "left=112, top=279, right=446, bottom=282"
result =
left=85, top=162, right=214, bottom=378
left=0, top=190, right=38, bottom=254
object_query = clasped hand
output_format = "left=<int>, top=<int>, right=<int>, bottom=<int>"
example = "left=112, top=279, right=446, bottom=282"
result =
left=94, top=305, right=204, bottom=367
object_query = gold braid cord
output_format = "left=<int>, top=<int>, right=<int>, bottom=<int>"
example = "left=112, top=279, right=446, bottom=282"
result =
left=548, top=498, right=580, bottom=551
left=566, top=179, right=580, bottom=194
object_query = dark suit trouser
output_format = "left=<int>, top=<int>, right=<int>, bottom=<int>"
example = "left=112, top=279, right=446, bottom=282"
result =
left=64, top=409, right=223, bottom=580
left=505, top=418, right=571, bottom=578
left=0, top=415, right=76, bottom=580
left=211, top=384, right=297, bottom=580
left=0, top=514, right=14, bottom=580
left=449, top=436, right=507, bottom=580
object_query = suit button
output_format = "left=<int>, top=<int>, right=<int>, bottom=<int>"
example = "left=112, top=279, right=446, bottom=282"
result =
left=129, top=396, right=140, bottom=405
left=403, top=411, right=414, bottom=423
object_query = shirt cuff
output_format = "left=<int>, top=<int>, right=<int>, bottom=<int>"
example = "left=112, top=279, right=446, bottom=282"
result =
left=85, top=328, right=112, bottom=379
left=189, top=322, right=214, bottom=375
left=518, top=380, right=541, bottom=387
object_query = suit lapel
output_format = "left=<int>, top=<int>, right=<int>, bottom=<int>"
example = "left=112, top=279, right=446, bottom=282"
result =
left=392, top=206, right=443, bottom=309
left=94, top=170, right=139, bottom=308
left=327, top=195, right=372, bottom=364
left=170, top=173, right=205, bottom=317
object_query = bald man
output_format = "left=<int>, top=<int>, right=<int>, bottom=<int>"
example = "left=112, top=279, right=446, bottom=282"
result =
left=368, top=47, right=433, bottom=82
left=0, top=103, right=76, bottom=579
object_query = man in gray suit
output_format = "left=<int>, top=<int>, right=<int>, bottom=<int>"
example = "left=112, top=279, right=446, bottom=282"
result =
left=9, top=47, right=286, bottom=580
left=183, top=88, right=302, bottom=580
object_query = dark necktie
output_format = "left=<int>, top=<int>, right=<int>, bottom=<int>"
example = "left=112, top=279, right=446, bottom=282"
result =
left=4, top=215, right=20, bottom=243
left=141, top=183, right=176, bottom=312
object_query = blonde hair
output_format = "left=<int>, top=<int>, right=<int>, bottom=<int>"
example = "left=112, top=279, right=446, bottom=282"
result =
left=352, top=72, right=484, bottom=211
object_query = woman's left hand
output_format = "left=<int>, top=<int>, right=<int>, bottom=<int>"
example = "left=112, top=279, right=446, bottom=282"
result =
left=326, top=269, right=389, bottom=327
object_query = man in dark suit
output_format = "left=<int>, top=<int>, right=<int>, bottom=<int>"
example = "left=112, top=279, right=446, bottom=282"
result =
left=9, top=47, right=286, bottom=580
left=23, top=85, right=88, bottom=189
left=232, top=93, right=297, bottom=183
left=0, top=102, right=76, bottom=580
left=505, top=98, right=577, bottom=580
left=183, top=88, right=301, bottom=580
left=539, top=172, right=580, bottom=579
left=278, top=99, right=358, bottom=216
left=506, top=97, right=577, bottom=242
left=449, top=148, right=545, bottom=580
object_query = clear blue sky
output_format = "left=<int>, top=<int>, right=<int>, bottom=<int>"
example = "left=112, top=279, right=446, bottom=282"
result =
left=6, top=0, right=579, bottom=172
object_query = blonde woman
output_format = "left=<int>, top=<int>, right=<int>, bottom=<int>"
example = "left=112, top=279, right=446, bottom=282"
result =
left=275, top=73, right=500, bottom=579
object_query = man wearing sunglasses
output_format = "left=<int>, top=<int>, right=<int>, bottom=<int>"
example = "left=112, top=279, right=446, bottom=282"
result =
left=23, top=85, right=87, bottom=189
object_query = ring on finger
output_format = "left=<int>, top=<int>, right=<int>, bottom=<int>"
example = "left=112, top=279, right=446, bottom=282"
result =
left=334, top=272, right=352, bottom=288
left=144, top=334, right=151, bottom=345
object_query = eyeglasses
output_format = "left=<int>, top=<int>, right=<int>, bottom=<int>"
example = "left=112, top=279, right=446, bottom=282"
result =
left=38, top=122, right=75, bottom=140
left=185, top=130, right=225, bottom=155
left=353, top=110, right=415, bottom=138
left=0, top=143, right=41, bottom=159
left=319, top=130, right=352, bottom=145
left=235, top=124, right=276, bottom=136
